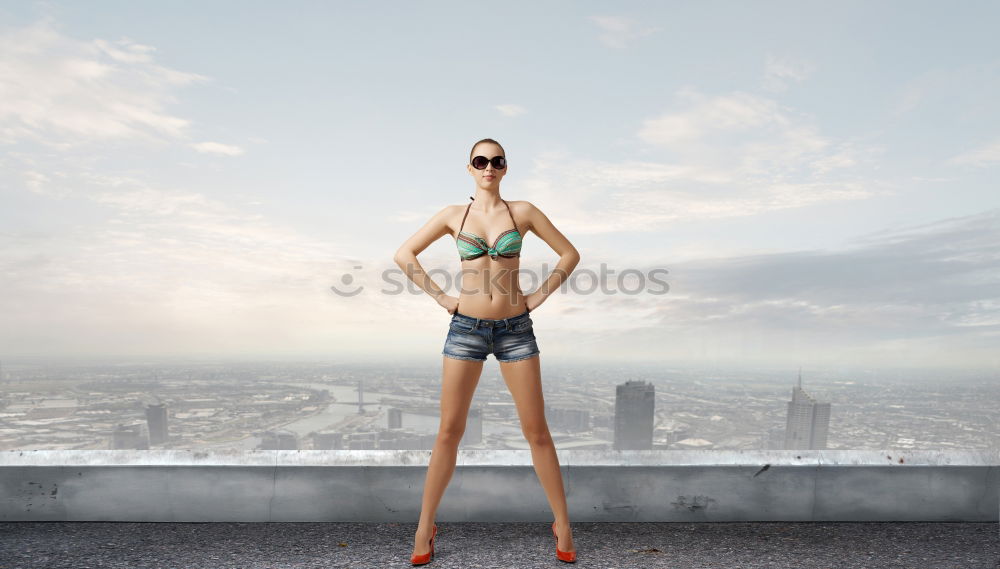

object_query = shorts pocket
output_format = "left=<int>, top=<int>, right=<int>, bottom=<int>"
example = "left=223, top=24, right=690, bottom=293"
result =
left=449, top=319, right=476, bottom=333
left=510, top=318, right=533, bottom=334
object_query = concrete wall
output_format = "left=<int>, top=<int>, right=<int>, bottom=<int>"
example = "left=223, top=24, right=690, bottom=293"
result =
left=1, top=449, right=997, bottom=522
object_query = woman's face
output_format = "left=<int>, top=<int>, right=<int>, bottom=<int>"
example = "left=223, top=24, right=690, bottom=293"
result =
left=467, top=142, right=507, bottom=188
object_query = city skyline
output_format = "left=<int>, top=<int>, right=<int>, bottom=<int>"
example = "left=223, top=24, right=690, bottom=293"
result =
left=2, top=360, right=996, bottom=453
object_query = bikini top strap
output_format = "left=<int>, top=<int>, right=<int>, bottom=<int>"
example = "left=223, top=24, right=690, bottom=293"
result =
left=502, top=198, right=520, bottom=234
left=458, top=196, right=474, bottom=235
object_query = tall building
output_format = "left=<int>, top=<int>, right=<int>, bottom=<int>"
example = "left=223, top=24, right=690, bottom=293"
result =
left=784, top=369, right=831, bottom=450
left=388, top=407, right=403, bottom=429
left=461, top=406, right=483, bottom=447
left=146, top=403, right=168, bottom=445
left=614, top=380, right=655, bottom=450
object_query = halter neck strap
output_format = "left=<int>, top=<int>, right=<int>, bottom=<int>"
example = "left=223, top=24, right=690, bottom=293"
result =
left=458, top=195, right=519, bottom=235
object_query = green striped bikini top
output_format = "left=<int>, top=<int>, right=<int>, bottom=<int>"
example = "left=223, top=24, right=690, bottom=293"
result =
left=456, top=196, right=523, bottom=261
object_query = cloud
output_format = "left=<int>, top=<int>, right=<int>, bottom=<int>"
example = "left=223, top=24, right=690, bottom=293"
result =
left=588, top=15, right=660, bottom=49
left=541, top=208, right=1000, bottom=368
left=948, top=139, right=1000, bottom=167
left=891, top=60, right=1000, bottom=118
left=495, top=104, right=526, bottom=117
left=516, top=87, right=886, bottom=235
left=0, top=168, right=373, bottom=358
left=0, top=18, right=207, bottom=147
left=21, top=169, right=55, bottom=196
left=637, top=88, right=792, bottom=146
left=761, top=54, right=815, bottom=92
left=92, top=37, right=157, bottom=64
left=0, top=20, right=366, bottom=358
left=192, top=141, right=246, bottom=156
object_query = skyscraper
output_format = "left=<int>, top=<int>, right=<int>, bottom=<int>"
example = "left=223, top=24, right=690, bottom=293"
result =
left=784, top=369, right=831, bottom=450
left=145, top=402, right=168, bottom=445
left=614, top=380, right=654, bottom=450
left=388, top=407, right=403, bottom=429
left=461, top=406, right=483, bottom=447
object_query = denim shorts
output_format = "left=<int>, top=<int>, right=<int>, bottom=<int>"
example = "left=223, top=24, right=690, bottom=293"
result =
left=442, top=309, right=540, bottom=363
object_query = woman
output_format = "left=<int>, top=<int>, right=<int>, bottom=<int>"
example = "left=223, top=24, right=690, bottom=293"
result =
left=394, top=138, right=581, bottom=564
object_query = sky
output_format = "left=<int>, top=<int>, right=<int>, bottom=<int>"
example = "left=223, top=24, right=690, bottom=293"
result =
left=1, top=1, right=998, bottom=372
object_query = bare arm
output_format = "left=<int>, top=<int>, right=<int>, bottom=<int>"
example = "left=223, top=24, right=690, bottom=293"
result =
left=522, top=201, right=580, bottom=311
left=393, top=206, right=456, bottom=310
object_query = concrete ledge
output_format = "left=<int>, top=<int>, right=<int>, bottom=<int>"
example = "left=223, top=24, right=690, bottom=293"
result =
left=1, top=449, right=997, bottom=522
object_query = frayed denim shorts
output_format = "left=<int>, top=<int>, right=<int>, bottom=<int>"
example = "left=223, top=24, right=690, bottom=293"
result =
left=442, top=309, right=540, bottom=363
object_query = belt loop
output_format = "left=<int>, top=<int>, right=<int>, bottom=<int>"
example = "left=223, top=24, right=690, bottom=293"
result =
left=473, top=317, right=480, bottom=330
left=503, top=317, right=511, bottom=331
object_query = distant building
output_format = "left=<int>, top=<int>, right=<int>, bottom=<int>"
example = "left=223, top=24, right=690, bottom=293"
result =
left=461, top=406, right=483, bottom=447
left=784, top=369, right=831, bottom=450
left=259, top=430, right=298, bottom=450
left=388, top=407, right=403, bottom=429
left=312, top=432, right=345, bottom=450
left=376, top=429, right=436, bottom=450
left=546, top=406, right=590, bottom=432
left=348, top=431, right=376, bottom=449
left=110, top=423, right=149, bottom=449
left=146, top=403, right=168, bottom=445
left=614, top=380, right=654, bottom=450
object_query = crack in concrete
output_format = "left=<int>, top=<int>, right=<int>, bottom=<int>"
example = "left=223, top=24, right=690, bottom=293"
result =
left=367, top=466, right=399, bottom=513
left=974, top=464, right=994, bottom=517
left=266, top=454, right=278, bottom=522
left=810, top=455, right=821, bottom=521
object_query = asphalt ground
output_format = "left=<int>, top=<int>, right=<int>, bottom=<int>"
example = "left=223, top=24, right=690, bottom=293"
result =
left=0, top=521, right=997, bottom=568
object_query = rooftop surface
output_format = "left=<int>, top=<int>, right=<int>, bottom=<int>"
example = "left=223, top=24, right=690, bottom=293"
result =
left=1, top=521, right=997, bottom=568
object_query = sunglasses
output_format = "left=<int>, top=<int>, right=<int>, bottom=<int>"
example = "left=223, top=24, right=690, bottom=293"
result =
left=471, top=155, right=507, bottom=170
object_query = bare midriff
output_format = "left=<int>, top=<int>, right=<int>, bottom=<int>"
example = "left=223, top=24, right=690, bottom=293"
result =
left=456, top=256, right=528, bottom=319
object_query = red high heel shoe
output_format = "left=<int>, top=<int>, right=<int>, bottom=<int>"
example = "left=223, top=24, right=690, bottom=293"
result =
left=551, top=521, right=577, bottom=563
left=410, top=524, right=437, bottom=565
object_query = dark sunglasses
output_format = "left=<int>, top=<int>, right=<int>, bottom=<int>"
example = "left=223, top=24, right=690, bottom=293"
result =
left=471, top=155, right=507, bottom=170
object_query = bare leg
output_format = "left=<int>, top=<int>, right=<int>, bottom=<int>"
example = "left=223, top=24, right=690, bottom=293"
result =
left=498, top=355, right=575, bottom=553
left=412, top=356, right=484, bottom=557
